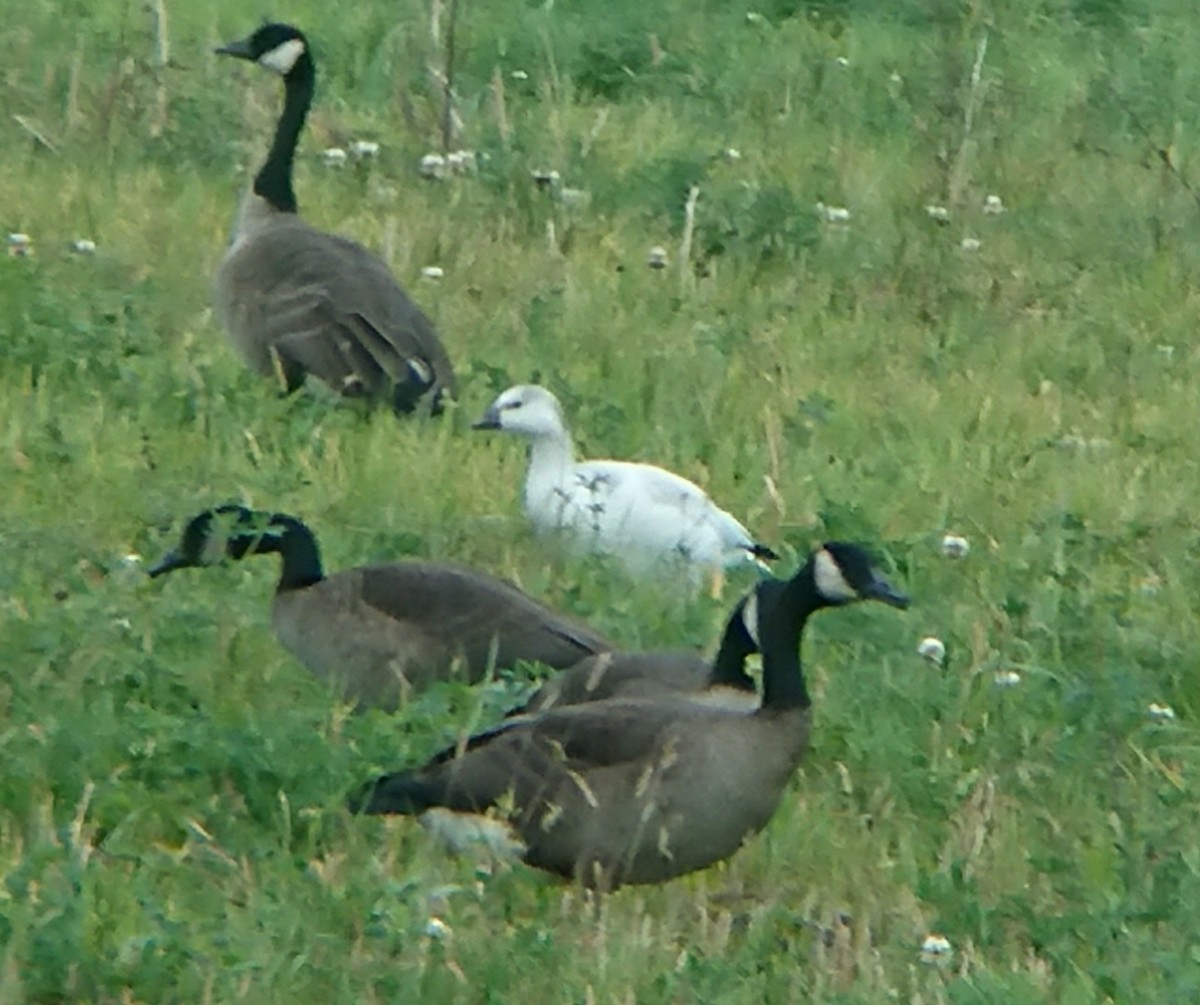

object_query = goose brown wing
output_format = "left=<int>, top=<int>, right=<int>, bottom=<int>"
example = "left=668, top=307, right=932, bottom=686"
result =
left=518, top=650, right=713, bottom=713
left=433, top=699, right=686, bottom=770
left=357, top=563, right=613, bottom=677
left=401, top=698, right=692, bottom=813
left=315, top=231, right=456, bottom=397
left=222, top=218, right=456, bottom=404
left=263, top=287, right=386, bottom=395
left=265, top=291, right=442, bottom=410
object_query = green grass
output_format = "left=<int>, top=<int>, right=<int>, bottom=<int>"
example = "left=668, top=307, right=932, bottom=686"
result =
left=5, top=0, right=1200, bottom=1000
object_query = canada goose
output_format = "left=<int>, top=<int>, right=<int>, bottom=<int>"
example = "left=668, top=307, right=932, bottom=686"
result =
left=147, top=506, right=612, bottom=711
left=351, top=542, right=908, bottom=888
left=472, top=384, right=777, bottom=590
left=214, top=23, right=455, bottom=414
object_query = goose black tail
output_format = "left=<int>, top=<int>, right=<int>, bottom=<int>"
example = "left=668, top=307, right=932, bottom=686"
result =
left=391, top=358, right=439, bottom=415
left=347, top=772, right=442, bottom=815
left=747, top=543, right=780, bottom=562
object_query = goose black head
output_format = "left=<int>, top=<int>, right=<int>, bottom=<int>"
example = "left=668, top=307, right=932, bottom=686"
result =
left=812, top=542, right=909, bottom=609
left=148, top=506, right=286, bottom=577
left=735, top=542, right=908, bottom=649
left=215, top=23, right=310, bottom=76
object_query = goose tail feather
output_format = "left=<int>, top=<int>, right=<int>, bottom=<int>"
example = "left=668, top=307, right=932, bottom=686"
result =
left=347, top=772, right=440, bottom=815
left=747, top=542, right=780, bottom=562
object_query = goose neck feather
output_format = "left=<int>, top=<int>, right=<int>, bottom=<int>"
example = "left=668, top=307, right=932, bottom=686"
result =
left=230, top=190, right=288, bottom=240
left=707, top=596, right=759, bottom=691
left=757, top=565, right=820, bottom=712
left=523, top=435, right=578, bottom=521
left=252, top=45, right=314, bottom=213
left=266, top=515, right=325, bottom=590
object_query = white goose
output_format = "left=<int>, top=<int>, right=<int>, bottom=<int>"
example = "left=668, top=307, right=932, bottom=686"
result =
left=472, top=384, right=777, bottom=588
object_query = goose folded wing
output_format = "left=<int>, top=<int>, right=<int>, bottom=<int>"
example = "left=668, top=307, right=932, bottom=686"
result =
left=321, top=234, right=456, bottom=389
left=363, top=702, right=688, bottom=817
left=434, top=700, right=681, bottom=772
left=568, top=461, right=755, bottom=558
left=624, top=464, right=759, bottom=546
left=576, top=462, right=729, bottom=524
left=263, top=287, right=387, bottom=395
left=333, top=311, right=445, bottom=412
left=563, top=461, right=690, bottom=522
left=250, top=225, right=455, bottom=397
left=516, top=650, right=712, bottom=714
left=357, top=564, right=612, bottom=670
left=619, top=463, right=712, bottom=505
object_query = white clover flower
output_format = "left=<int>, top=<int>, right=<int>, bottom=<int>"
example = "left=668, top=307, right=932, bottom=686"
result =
left=1055, top=436, right=1110, bottom=455
left=6, top=233, right=33, bottom=257
left=419, top=153, right=448, bottom=179
left=321, top=147, right=348, bottom=167
left=70, top=238, right=97, bottom=254
left=993, top=670, right=1021, bottom=687
left=925, top=204, right=951, bottom=224
left=421, top=266, right=445, bottom=281
left=647, top=246, right=669, bottom=270
left=349, top=140, right=380, bottom=159
left=815, top=202, right=851, bottom=224
left=920, top=934, right=952, bottom=964
left=510, top=69, right=529, bottom=80
left=836, top=56, right=850, bottom=66
left=960, top=237, right=982, bottom=252
left=983, top=194, right=1004, bottom=215
left=941, top=533, right=970, bottom=559
left=531, top=168, right=560, bottom=189
left=917, top=637, right=946, bottom=666
left=447, top=150, right=477, bottom=174
left=723, top=147, right=743, bottom=162
left=1148, top=702, right=1177, bottom=723
left=424, top=917, right=452, bottom=939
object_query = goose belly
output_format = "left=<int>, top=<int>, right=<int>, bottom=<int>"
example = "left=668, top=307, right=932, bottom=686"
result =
left=214, top=245, right=274, bottom=375
left=518, top=729, right=805, bottom=887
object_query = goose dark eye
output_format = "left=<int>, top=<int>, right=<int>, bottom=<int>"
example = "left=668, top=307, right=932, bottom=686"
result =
left=502, top=400, right=522, bottom=410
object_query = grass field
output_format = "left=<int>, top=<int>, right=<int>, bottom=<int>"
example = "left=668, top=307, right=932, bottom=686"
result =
left=4, top=0, right=1200, bottom=1000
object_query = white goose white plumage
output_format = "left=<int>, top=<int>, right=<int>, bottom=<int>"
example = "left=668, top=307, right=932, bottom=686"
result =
left=473, top=385, right=777, bottom=585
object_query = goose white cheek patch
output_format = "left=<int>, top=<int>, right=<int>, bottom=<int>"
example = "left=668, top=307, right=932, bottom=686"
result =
left=740, top=592, right=761, bottom=647
left=259, top=38, right=306, bottom=75
left=814, top=548, right=858, bottom=602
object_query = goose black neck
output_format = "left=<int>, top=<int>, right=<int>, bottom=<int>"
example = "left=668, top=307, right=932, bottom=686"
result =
left=262, top=514, right=325, bottom=590
left=254, top=54, right=315, bottom=213
left=708, top=598, right=759, bottom=691
left=758, top=562, right=824, bottom=712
